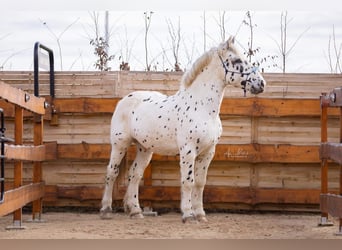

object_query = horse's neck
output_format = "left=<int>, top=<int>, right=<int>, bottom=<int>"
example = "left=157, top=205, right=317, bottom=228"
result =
left=178, top=73, right=226, bottom=116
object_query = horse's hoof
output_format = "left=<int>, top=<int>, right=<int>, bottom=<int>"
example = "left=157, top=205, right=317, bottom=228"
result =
left=100, top=207, right=113, bottom=220
left=196, top=215, right=208, bottom=223
left=182, top=215, right=197, bottom=224
left=130, top=212, right=144, bottom=219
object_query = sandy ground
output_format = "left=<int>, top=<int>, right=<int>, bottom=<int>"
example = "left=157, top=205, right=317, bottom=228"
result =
left=0, top=211, right=341, bottom=239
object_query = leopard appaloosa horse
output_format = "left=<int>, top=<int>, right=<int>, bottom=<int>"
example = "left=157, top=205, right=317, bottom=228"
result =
left=100, top=36, right=266, bottom=222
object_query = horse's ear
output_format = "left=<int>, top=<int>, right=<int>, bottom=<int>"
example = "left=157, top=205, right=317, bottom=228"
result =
left=227, top=36, right=235, bottom=48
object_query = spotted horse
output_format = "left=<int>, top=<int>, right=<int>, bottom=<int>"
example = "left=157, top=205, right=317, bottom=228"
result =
left=100, top=36, right=266, bottom=223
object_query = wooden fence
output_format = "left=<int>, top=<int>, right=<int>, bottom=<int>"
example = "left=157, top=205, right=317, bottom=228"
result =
left=0, top=80, right=47, bottom=228
left=1, top=71, right=342, bottom=211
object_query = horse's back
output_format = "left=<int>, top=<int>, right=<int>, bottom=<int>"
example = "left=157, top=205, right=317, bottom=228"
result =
left=112, top=91, right=180, bottom=154
left=111, top=90, right=170, bottom=134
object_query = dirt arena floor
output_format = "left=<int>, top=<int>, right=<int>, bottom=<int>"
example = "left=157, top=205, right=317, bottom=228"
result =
left=0, top=210, right=341, bottom=239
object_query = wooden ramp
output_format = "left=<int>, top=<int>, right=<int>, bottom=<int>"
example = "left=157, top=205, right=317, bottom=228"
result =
left=0, top=80, right=48, bottom=228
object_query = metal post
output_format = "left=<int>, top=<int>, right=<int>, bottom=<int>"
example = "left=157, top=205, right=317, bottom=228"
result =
left=0, top=108, right=5, bottom=204
left=338, top=106, right=342, bottom=235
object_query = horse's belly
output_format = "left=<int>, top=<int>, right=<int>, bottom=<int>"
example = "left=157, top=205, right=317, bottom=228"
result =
left=134, top=133, right=179, bottom=156
left=151, top=141, right=179, bottom=156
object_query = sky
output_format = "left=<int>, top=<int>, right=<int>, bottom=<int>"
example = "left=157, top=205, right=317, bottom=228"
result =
left=0, top=0, right=341, bottom=73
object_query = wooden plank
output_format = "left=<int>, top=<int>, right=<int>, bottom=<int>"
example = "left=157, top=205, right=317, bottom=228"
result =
left=54, top=98, right=119, bottom=113
left=257, top=163, right=323, bottom=189
left=4, top=144, right=46, bottom=161
left=0, top=182, right=45, bottom=216
left=50, top=143, right=320, bottom=163
left=51, top=184, right=321, bottom=205
left=45, top=141, right=58, bottom=160
left=214, top=144, right=319, bottom=163
left=41, top=160, right=107, bottom=185
left=220, top=98, right=321, bottom=117
left=0, top=81, right=46, bottom=115
left=56, top=185, right=104, bottom=201
left=56, top=143, right=111, bottom=160
left=1, top=96, right=340, bottom=119
left=320, top=194, right=342, bottom=217
left=50, top=97, right=341, bottom=117
left=2, top=71, right=342, bottom=99
left=0, top=100, right=32, bottom=117
left=50, top=97, right=328, bottom=117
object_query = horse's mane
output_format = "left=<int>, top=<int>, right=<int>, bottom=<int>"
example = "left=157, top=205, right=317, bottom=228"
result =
left=180, top=39, right=240, bottom=89
left=180, top=48, right=215, bottom=89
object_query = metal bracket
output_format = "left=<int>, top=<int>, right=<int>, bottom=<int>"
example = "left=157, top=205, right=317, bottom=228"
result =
left=6, top=220, right=27, bottom=230
left=142, top=206, right=158, bottom=217
left=318, top=216, right=334, bottom=227
left=26, top=212, right=45, bottom=223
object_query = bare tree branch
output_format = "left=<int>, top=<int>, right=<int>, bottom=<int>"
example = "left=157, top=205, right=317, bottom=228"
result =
left=144, top=11, right=154, bottom=71
left=202, top=11, right=207, bottom=52
left=39, top=17, right=79, bottom=70
left=87, top=11, right=115, bottom=71
left=182, top=34, right=197, bottom=70
left=213, top=11, right=228, bottom=42
left=326, top=25, right=342, bottom=73
left=0, top=48, right=30, bottom=70
left=166, top=16, right=182, bottom=71
left=270, top=11, right=309, bottom=73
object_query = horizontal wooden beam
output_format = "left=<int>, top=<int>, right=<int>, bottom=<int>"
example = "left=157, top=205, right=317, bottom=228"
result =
left=2, top=97, right=341, bottom=118
left=54, top=98, right=119, bottom=113
left=129, top=144, right=320, bottom=163
left=220, top=98, right=324, bottom=117
left=320, top=142, right=342, bottom=164
left=4, top=144, right=46, bottom=161
left=56, top=142, right=110, bottom=160
left=215, top=144, right=319, bottom=163
left=320, top=194, right=342, bottom=217
left=48, top=97, right=342, bottom=117
left=138, top=186, right=321, bottom=205
left=49, top=184, right=321, bottom=206
left=51, top=143, right=320, bottom=163
left=53, top=97, right=328, bottom=117
left=0, top=81, right=46, bottom=115
left=3, top=142, right=56, bottom=161
left=0, top=182, right=45, bottom=216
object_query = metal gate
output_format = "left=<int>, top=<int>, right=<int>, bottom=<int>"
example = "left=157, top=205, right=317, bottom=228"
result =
left=0, top=108, right=4, bottom=203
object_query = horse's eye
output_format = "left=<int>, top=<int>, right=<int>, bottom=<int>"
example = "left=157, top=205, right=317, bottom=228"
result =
left=232, top=58, right=242, bottom=65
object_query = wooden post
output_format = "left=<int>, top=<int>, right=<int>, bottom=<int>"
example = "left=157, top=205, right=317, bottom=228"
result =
left=319, top=94, right=333, bottom=226
left=6, top=105, right=26, bottom=229
left=32, top=114, right=44, bottom=221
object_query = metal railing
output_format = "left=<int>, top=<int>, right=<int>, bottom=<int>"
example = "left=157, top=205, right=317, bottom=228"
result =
left=33, top=42, right=55, bottom=97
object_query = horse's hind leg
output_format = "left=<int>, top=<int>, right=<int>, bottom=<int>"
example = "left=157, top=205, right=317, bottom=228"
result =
left=124, top=143, right=152, bottom=218
left=100, top=140, right=131, bottom=219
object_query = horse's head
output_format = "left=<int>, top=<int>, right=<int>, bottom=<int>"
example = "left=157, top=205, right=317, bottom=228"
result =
left=217, top=36, right=266, bottom=95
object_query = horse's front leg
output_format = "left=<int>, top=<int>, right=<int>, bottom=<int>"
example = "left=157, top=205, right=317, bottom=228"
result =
left=191, top=147, right=215, bottom=222
left=179, top=149, right=196, bottom=223
left=124, top=145, right=153, bottom=218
